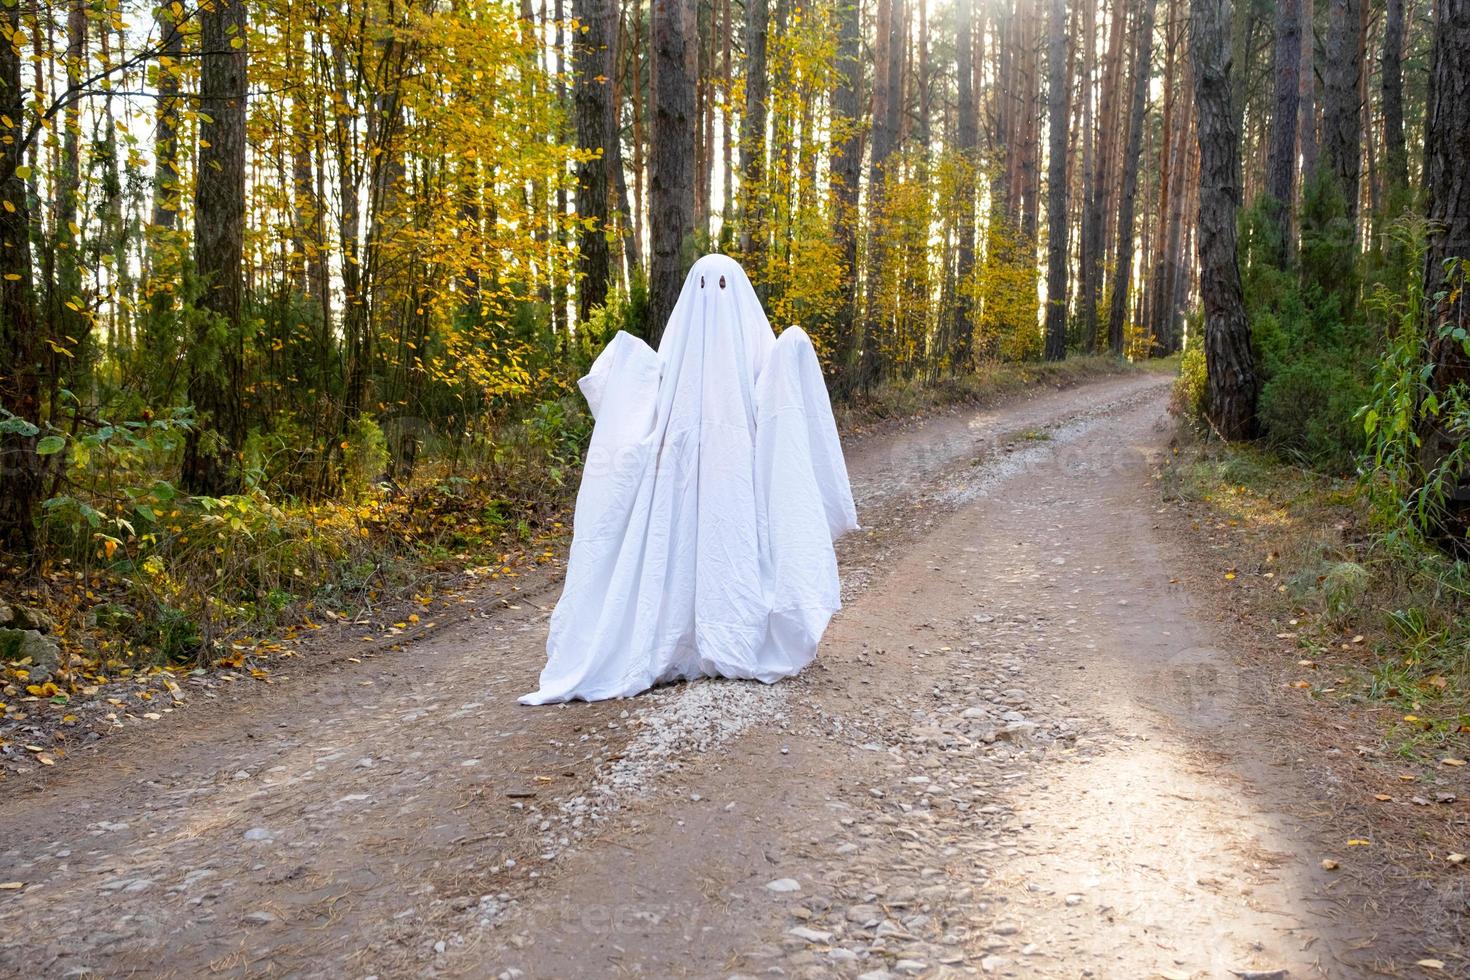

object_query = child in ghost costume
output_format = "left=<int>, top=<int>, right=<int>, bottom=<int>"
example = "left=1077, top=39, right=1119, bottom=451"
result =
left=520, top=254, right=858, bottom=705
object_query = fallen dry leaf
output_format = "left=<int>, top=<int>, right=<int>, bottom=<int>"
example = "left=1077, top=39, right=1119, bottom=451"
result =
left=1373, top=794, right=1392, bottom=802
left=1440, top=758, right=1466, bottom=767
left=1448, top=854, right=1465, bottom=865
left=1321, top=858, right=1339, bottom=870
left=1416, top=960, right=1444, bottom=971
left=0, top=882, right=24, bottom=890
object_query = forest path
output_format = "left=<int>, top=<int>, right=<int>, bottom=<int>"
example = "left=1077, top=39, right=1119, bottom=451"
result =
left=0, top=371, right=1390, bottom=979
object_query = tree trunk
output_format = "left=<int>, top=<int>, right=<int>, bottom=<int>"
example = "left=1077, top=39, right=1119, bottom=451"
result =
left=45, top=0, right=86, bottom=395
left=648, top=0, right=695, bottom=343
left=1298, top=0, right=1317, bottom=180
left=574, top=0, right=617, bottom=321
left=1321, top=0, right=1363, bottom=233
left=1153, top=40, right=1193, bottom=353
left=628, top=2, right=644, bottom=270
left=554, top=0, right=570, bottom=337
left=1381, top=0, right=1408, bottom=195
left=1107, top=0, right=1155, bottom=355
left=1189, top=0, right=1259, bottom=439
left=952, top=0, right=977, bottom=369
left=830, top=0, right=863, bottom=386
left=721, top=0, right=732, bottom=232
left=1043, top=0, right=1069, bottom=361
left=1265, top=0, right=1299, bottom=266
left=150, top=3, right=184, bottom=277
left=0, top=0, right=44, bottom=555
left=1082, top=0, right=1130, bottom=350
left=739, top=0, right=768, bottom=278
left=862, top=0, right=898, bottom=386
left=1415, top=0, right=1470, bottom=551
left=1077, top=0, right=1095, bottom=333
left=183, top=0, right=249, bottom=496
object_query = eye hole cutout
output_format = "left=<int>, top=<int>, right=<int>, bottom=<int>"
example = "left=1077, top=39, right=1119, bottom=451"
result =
left=719, top=275, right=727, bottom=289
left=700, top=275, right=705, bottom=288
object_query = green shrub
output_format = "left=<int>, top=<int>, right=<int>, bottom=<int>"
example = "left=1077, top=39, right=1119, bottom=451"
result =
left=1239, top=183, right=1375, bottom=471
left=1172, top=342, right=1208, bottom=426
left=1257, top=358, right=1369, bottom=468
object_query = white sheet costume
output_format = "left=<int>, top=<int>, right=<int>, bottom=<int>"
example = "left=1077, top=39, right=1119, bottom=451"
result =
left=520, top=254, right=857, bottom=705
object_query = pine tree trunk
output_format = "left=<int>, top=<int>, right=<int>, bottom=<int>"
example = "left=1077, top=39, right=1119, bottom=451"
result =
left=152, top=7, right=183, bottom=239
left=1415, top=0, right=1470, bottom=551
left=183, top=0, right=249, bottom=495
left=1153, top=41, right=1192, bottom=353
left=1298, top=0, right=1317, bottom=181
left=648, top=0, right=696, bottom=342
left=1381, top=0, right=1408, bottom=194
left=1082, top=0, right=1130, bottom=350
left=739, top=0, right=768, bottom=277
left=1107, top=0, right=1155, bottom=355
left=1265, top=0, right=1299, bottom=265
left=952, top=0, right=977, bottom=369
left=830, top=0, right=863, bottom=387
left=721, top=0, right=733, bottom=231
left=1023, top=1, right=1042, bottom=242
left=1189, top=0, right=1258, bottom=439
left=629, top=4, right=644, bottom=266
left=1322, top=0, right=1363, bottom=231
left=612, top=11, right=640, bottom=278
left=862, top=0, right=897, bottom=386
left=0, top=0, right=43, bottom=555
left=1043, top=0, right=1069, bottom=361
left=574, top=0, right=617, bottom=320
left=1077, top=0, right=1095, bottom=335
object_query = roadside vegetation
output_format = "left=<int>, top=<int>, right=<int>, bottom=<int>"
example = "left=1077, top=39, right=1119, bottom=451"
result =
left=1170, top=212, right=1470, bottom=755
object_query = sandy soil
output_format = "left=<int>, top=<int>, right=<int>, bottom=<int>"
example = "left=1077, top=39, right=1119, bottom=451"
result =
left=0, top=372, right=1450, bottom=979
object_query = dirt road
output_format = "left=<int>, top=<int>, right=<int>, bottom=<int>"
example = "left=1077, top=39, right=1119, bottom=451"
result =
left=0, top=373, right=1430, bottom=978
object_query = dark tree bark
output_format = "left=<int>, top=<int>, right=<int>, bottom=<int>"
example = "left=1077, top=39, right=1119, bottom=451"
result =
left=554, top=0, right=569, bottom=337
left=1017, top=0, right=1042, bottom=243
left=1415, top=0, right=1470, bottom=550
left=739, top=0, right=767, bottom=277
left=648, top=0, right=695, bottom=343
left=1321, top=0, right=1364, bottom=232
left=1381, top=0, right=1408, bottom=195
left=721, top=0, right=732, bottom=233
left=574, top=0, right=619, bottom=321
left=46, top=0, right=87, bottom=393
left=862, top=0, right=901, bottom=386
left=830, top=0, right=863, bottom=386
left=1189, top=0, right=1259, bottom=439
left=1107, top=0, right=1155, bottom=355
left=1148, top=0, right=1182, bottom=350
left=952, top=0, right=977, bottom=368
left=0, top=1, right=44, bottom=555
left=1298, top=0, right=1317, bottom=180
left=1082, top=0, right=1130, bottom=350
left=1043, top=0, right=1069, bottom=361
left=1265, top=0, right=1299, bottom=266
left=1077, top=0, right=1095, bottom=333
left=182, top=0, right=249, bottom=496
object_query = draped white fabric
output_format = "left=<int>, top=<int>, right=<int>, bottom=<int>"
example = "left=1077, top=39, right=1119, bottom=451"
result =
left=520, top=254, right=857, bottom=705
